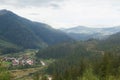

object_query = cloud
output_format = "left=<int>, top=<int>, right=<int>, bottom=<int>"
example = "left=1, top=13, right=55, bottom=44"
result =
left=0, top=0, right=120, bottom=28
left=0, top=0, right=64, bottom=7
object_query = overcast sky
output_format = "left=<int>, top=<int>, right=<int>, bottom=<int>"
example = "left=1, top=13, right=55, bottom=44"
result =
left=0, top=0, right=120, bottom=29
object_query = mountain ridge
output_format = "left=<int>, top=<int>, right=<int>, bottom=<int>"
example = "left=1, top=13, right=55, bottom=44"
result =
left=0, top=9, right=73, bottom=54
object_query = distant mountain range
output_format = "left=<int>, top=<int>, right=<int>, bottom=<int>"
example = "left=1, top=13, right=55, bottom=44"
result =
left=61, top=26, right=120, bottom=40
left=0, top=9, right=73, bottom=54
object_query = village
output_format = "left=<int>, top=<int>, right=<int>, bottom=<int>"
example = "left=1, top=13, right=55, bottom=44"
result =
left=2, top=55, right=34, bottom=66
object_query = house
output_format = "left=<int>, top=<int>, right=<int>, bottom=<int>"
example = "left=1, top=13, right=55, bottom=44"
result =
left=12, top=59, right=19, bottom=66
left=19, top=59, right=26, bottom=65
left=26, top=59, right=33, bottom=65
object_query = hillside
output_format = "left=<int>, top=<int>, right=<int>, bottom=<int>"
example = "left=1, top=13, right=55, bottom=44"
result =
left=36, top=31, right=120, bottom=59
left=36, top=32, right=120, bottom=80
left=0, top=39, right=22, bottom=54
left=97, top=32, right=120, bottom=53
left=0, top=9, right=73, bottom=54
left=36, top=40, right=99, bottom=59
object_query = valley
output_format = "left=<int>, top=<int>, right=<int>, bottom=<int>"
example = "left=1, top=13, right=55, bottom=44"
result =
left=0, top=9, right=120, bottom=80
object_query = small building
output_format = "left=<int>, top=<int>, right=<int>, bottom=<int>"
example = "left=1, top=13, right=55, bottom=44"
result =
left=26, top=59, right=33, bottom=65
left=12, top=59, right=19, bottom=66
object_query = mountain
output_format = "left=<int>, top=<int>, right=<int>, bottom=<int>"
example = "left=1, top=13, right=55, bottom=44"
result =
left=61, top=26, right=120, bottom=40
left=0, top=9, right=73, bottom=53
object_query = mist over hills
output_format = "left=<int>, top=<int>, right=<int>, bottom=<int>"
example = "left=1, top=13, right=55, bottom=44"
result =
left=61, top=26, right=120, bottom=40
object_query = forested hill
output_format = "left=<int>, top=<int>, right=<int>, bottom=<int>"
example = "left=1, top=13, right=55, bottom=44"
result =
left=36, top=31, right=120, bottom=59
left=36, top=32, right=120, bottom=80
left=36, top=41, right=98, bottom=59
left=97, top=32, right=120, bottom=53
left=0, top=9, right=73, bottom=54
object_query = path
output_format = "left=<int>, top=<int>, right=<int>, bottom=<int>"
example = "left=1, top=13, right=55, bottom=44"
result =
left=40, top=60, right=45, bottom=66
